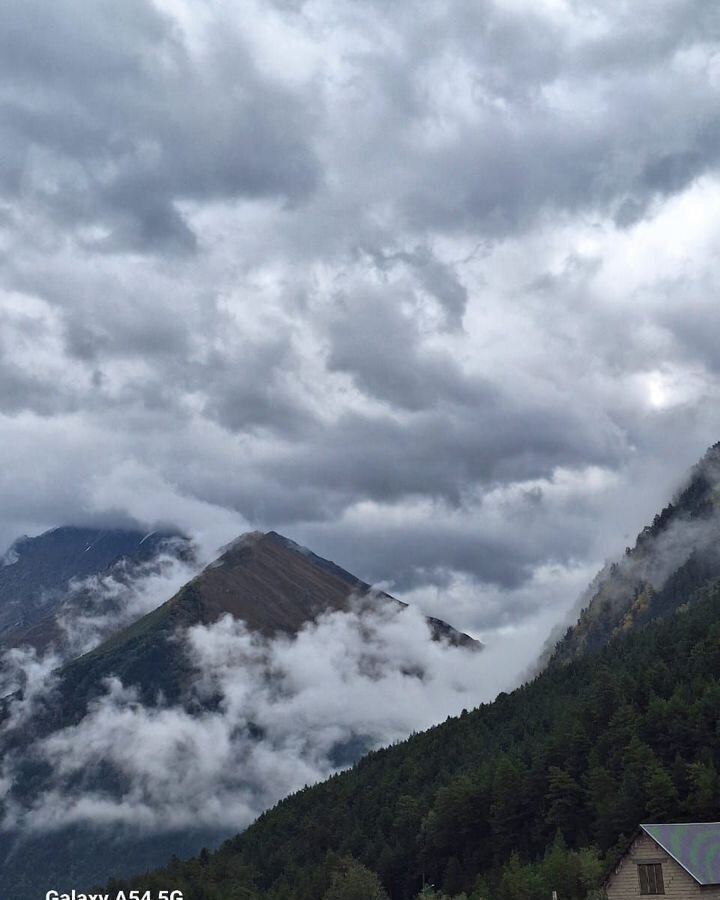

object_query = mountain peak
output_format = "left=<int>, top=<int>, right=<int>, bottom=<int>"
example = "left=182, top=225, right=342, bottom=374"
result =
left=218, top=530, right=318, bottom=559
left=180, top=529, right=386, bottom=636
left=218, top=530, right=266, bottom=556
left=56, top=530, right=479, bottom=709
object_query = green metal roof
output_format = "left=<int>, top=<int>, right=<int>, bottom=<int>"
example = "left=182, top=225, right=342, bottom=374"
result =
left=642, top=823, right=720, bottom=885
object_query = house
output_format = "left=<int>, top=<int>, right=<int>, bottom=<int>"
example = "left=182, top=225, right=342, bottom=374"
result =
left=606, top=824, right=720, bottom=900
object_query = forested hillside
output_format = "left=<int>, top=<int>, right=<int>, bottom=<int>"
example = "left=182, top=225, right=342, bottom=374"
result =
left=550, top=442, right=720, bottom=665
left=114, top=579, right=720, bottom=900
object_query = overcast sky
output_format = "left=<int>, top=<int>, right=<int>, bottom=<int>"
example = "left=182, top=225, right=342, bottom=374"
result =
left=2, top=0, right=720, bottom=645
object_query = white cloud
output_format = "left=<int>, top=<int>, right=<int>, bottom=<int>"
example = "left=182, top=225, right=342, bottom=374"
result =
left=54, top=546, right=198, bottom=657
left=3, top=603, right=512, bottom=834
left=0, top=646, right=61, bottom=729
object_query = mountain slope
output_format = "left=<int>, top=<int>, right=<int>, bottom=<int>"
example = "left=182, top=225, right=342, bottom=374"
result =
left=550, top=442, right=720, bottom=665
left=136, top=529, right=477, bottom=642
left=0, top=529, right=478, bottom=900
left=47, top=531, right=476, bottom=711
left=0, top=525, right=190, bottom=651
left=116, top=579, right=720, bottom=900
left=3, top=529, right=478, bottom=741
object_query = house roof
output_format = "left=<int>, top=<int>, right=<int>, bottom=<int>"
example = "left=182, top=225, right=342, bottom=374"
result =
left=641, top=823, right=720, bottom=885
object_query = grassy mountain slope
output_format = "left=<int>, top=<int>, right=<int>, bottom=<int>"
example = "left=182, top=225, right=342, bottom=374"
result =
left=117, top=579, right=720, bottom=900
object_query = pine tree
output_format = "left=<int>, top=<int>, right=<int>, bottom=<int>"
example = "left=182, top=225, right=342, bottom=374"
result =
left=644, top=763, right=679, bottom=821
left=442, top=857, right=464, bottom=897
left=687, top=760, right=720, bottom=819
left=491, top=756, right=528, bottom=859
left=545, top=767, right=584, bottom=843
left=322, top=858, right=389, bottom=900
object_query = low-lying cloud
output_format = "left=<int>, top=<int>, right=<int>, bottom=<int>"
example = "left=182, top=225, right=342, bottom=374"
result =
left=54, top=545, right=198, bottom=659
left=1, top=601, right=519, bottom=835
left=0, top=544, right=197, bottom=717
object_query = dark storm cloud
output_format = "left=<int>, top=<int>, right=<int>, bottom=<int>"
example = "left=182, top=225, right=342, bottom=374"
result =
left=364, top=246, right=469, bottom=330
left=0, top=0, right=319, bottom=253
left=259, top=402, right=625, bottom=511
left=325, top=289, right=480, bottom=410
left=1, top=0, right=720, bottom=654
left=305, top=513, right=589, bottom=595
left=0, top=362, right=78, bottom=417
left=200, top=335, right=319, bottom=436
